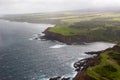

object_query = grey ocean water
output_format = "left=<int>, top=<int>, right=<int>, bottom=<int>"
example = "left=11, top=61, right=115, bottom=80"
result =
left=0, top=20, right=115, bottom=80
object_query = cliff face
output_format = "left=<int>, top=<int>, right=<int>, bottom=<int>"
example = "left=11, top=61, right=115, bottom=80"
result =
left=43, top=28, right=93, bottom=45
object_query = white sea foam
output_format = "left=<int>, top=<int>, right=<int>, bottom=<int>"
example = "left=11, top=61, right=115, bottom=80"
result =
left=50, top=44, right=67, bottom=48
left=28, top=38, right=34, bottom=41
left=63, top=72, right=77, bottom=80
left=29, top=33, right=44, bottom=41
left=37, top=77, right=49, bottom=80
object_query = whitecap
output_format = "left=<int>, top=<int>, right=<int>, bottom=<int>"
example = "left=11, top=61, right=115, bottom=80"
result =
left=50, top=44, right=67, bottom=48
left=29, top=33, right=44, bottom=41
left=28, top=38, right=34, bottom=41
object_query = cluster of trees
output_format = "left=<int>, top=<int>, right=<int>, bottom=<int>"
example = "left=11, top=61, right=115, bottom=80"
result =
left=68, top=19, right=120, bottom=42
left=72, top=20, right=120, bottom=28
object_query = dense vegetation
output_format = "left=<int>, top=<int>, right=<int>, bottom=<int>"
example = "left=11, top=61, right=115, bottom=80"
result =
left=48, top=19, right=120, bottom=42
left=87, top=44, right=120, bottom=80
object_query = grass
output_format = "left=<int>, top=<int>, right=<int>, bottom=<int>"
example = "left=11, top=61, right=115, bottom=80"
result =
left=48, top=22, right=120, bottom=42
left=48, top=25, right=85, bottom=36
left=59, top=13, right=120, bottom=24
left=2, top=12, right=120, bottom=24
left=61, top=17, right=96, bottom=24
left=87, top=47, right=120, bottom=80
left=49, top=16, right=79, bottom=20
left=112, top=18, right=120, bottom=21
left=43, top=13, right=120, bottom=41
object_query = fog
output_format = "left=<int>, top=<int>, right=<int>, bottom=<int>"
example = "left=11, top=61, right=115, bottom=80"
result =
left=0, top=0, right=120, bottom=14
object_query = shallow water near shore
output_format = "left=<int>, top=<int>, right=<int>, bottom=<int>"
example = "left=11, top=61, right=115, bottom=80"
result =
left=0, top=20, right=115, bottom=80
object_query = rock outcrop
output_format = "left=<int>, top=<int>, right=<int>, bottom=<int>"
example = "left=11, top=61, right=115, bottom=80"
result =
left=73, top=56, right=99, bottom=80
left=49, top=76, right=70, bottom=80
left=73, top=57, right=99, bottom=72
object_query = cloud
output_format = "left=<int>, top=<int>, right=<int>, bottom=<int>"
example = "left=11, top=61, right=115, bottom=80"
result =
left=0, top=0, right=120, bottom=14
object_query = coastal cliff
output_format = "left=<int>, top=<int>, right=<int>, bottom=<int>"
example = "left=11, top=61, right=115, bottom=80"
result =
left=73, top=44, right=120, bottom=80
left=42, top=23, right=120, bottom=45
left=43, top=27, right=94, bottom=45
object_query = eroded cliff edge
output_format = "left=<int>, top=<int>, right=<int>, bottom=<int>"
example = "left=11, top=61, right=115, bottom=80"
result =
left=42, top=27, right=95, bottom=45
left=73, top=44, right=120, bottom=80
left=42, top=24, right=120, bottom=45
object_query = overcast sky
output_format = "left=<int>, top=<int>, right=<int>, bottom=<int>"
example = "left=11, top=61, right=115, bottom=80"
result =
left=0, top=0, right=120, bottom=14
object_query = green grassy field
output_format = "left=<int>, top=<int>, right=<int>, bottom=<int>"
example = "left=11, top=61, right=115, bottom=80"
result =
left=48, top=24, right=87, bottom=36
left=48, top=20, right=120, bottom=42
left=87, top=45, right=120, bottom=80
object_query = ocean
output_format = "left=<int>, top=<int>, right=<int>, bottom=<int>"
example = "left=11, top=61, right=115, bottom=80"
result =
left=0, top=20, right=115, bottom=80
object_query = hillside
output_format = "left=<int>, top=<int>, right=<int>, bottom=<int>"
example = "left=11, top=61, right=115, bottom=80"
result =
left=74, top=43, right=120, bottom=80
left=43, top=15, right=120, bottom=44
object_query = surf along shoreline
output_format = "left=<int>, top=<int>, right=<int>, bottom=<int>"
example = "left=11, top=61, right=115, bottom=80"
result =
left=1, top=19, right=118, bottom=80
left=41, top=25, right=118, bottom=80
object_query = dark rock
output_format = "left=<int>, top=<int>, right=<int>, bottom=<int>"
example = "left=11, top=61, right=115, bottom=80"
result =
left=74, top=57, right=99, bottom=72
left=49, top=76, right=61, bottom=80
left=61, top=77, right=70, bottom=80
left=85, top=51, right=103, bottom=55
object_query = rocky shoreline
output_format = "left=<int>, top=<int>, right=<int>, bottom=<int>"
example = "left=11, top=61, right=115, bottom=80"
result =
left=48, top=50, right=101, bottom=80
left=72, top=50, right=104, bottom=80
left=48, top=44, right=119, bottom=80
left=73, top=45, right=120, bottom=80
left=41, top=27, right=117, bottom=80
left=49, top=46, right=113, bottom=80
left=24, top=25, right=118, bottom=80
